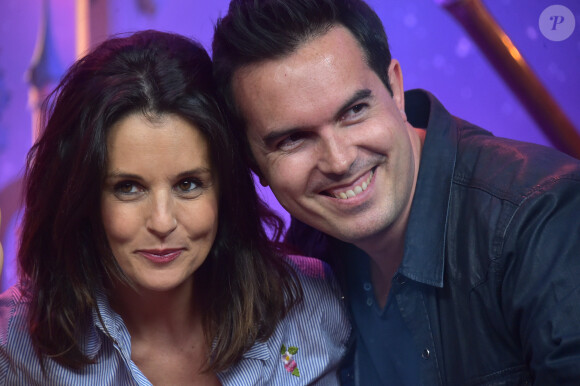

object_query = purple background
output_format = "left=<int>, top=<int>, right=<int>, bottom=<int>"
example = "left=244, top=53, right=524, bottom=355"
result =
left=1, top=0, right=579, bottom=289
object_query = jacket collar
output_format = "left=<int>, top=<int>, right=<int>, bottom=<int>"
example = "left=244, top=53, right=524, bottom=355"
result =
left=397, top=89, right=457, bottom=288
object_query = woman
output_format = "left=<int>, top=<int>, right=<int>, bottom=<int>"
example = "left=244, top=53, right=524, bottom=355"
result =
left=0, top=31, right=350, bottom=384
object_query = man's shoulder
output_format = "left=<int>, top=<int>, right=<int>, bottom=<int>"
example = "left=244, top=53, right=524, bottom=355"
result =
left=408, top=88, right=580, bottom=200
left=454, top=124, right=580, bottom=203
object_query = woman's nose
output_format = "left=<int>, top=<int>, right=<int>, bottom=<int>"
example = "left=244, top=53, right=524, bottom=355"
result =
left=146, top=192, right=177, bottom=238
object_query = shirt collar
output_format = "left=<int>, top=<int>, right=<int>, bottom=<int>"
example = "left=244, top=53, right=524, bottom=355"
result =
left=88, top=289, right=276, bottom=364
left=86, top=289, right=132, bottom=359
left=397, top=89, right=457, bottom=288
left=241, top=340, right=271, bottom=360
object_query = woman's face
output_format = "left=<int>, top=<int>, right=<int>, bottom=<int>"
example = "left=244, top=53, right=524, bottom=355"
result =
left=101, top=113, right=219, bottom=293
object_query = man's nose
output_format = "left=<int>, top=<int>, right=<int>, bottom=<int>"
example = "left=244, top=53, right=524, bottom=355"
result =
left=316, top=128, right=356, bottom=176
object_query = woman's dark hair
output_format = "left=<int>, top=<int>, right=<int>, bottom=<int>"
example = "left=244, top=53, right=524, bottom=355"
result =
left=19, top=30, right=300, bottom=371
left=212, top=0, right=393, bottom=162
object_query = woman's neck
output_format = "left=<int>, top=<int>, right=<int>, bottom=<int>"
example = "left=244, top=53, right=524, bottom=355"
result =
left=110, top=279, right=199, bottom=342
left=110, top=280, right=219, bottom=385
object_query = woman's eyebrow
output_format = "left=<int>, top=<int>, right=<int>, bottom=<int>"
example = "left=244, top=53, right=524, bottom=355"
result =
left=105, top=168, right=213, bottom=180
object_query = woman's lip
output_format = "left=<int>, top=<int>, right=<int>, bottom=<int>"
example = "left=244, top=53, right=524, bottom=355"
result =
left=137, top=249, right=184, bottom=263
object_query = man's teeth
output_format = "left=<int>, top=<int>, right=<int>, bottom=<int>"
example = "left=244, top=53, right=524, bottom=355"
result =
left=333, top=170, right=374, bottom=199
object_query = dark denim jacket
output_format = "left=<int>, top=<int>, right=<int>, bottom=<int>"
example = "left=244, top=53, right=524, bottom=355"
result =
left=286, top=90, right=580, bottom=385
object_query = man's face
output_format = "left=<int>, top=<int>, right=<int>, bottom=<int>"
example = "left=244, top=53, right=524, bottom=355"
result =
left=232, top=26, right=422, bottom=249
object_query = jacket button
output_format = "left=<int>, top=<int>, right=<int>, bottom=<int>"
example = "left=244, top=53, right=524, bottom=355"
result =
left=421, top=348, right=430, bottom=359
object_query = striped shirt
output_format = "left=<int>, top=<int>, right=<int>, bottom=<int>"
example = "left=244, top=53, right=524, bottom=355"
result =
left=0, top=255, right=350, bottom=385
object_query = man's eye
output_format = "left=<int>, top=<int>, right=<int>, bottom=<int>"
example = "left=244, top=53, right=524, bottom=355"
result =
left=278, top=133, right=306, bottom=151
left=342, top=103, right=368, bottom=121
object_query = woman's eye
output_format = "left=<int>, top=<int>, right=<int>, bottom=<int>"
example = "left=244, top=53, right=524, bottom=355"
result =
left=114, top=182, right=139, bottom=194
left=176, top=179, right=200, bottom=193
left=111, top=181, right=144, bottom=201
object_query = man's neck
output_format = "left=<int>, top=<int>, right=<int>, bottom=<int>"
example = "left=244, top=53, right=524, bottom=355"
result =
left=357, top=231, right=405, bottom=309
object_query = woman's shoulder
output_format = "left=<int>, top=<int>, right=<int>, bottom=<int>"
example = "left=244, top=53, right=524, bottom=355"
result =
left=282, top=254, right=347, bottom=327
left=0, top=284, right=27, bottom=303
left=0, top=285, right=152, bottom=385
left=0, top=284, right=34, bottom=382
left=219, top=256, right=351, bottom=385
left=277, top=255, right=350, bottom=382
left=284, top=254, right=336, bottom=283
left=283, top=254, right=344, bottom=307
left=0, top=285, right=29, bottom=342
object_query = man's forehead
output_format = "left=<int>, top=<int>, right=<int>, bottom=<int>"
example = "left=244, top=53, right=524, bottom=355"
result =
left=230, top=26, right=381, bottom=138
left=230, top=26, right=364, bottom=92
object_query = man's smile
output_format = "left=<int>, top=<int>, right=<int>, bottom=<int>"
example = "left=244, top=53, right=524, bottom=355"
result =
left=323, top=167, right=376, bottom=199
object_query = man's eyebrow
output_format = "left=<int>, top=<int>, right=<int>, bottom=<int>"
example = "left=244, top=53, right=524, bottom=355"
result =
left=262, top=127, right=303, bottom=149
left=334, top=89, right=373, bottom=120
left=260, top=88, right=373, bottom=149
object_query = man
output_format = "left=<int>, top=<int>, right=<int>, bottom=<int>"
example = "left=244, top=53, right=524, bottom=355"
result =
left=212, top=0, right=580, bottom=384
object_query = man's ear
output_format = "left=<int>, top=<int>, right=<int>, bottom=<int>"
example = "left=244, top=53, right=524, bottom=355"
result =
left=248, top=156, right=269, bottom=187
left=251, top=167, right=268, bottom=187
left=258, top=175, right=269, bottom=187
left=388, top=59, right=407, bottom=122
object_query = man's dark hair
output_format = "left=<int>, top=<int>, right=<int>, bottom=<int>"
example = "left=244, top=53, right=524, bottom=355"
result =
left=212, top=0, right=393, bottom=135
